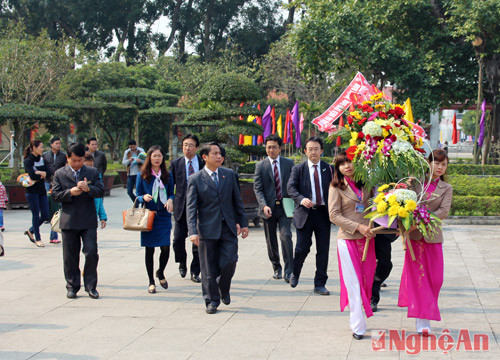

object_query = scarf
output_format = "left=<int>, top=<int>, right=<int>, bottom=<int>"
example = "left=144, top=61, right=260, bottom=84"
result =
left=151, top=169, right=168, bottom=204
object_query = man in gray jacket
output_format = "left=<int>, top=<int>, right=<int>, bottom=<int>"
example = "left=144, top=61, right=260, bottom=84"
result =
left=122, top=139, right=145, bottom=202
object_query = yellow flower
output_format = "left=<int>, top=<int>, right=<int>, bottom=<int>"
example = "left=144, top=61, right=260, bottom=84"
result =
left=370, top=92, right=384, bottom=101
left=351, top=132, right=359, bottom=139
left=374, top=193, right=386, bottom=203
left=350, top=111, right=362, bottom=120
left=362, top=100, right=372, bottom=105
left=388, top=205, right=400, bottom=217
left=374, top=103, right=385, bottom=110
left=382, top=129, right=389, bottom=138
left=378, top=184, right=390, bottom=192
left=398, top=207, right=409, bottom=218
left=377, top=201, right=388, bottom=213
left=349, top=138, right=357, bottom=146
left=405, top=199, right=417, bottom=212
left=345, top=124, right=350, bottom=130
left=387, top=194, right=397, bottom=205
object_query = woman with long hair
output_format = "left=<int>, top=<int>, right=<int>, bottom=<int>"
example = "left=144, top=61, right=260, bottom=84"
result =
left=135, top=146, right=174, bottom=294
left=23, top=139, right=51, bottom=247
left=398, top=149, right=453, bottom=335
left=328, top=152, right=376, bottom=340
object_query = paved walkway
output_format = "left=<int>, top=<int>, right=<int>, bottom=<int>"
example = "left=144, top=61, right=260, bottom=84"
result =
left=1, top=188, right=499, bottom=359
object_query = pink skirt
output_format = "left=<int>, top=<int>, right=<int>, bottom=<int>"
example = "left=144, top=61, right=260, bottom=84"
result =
left=398, top=239, right=443, bottom=321
left=338, top=238, right=376, bottom=318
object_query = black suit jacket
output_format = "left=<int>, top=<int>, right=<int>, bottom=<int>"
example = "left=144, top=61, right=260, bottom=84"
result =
left=91, top=150, right=107, bottom=176
left=253, top=156, right=294, bottom=218
left=170, top=155, right=204, bottom=222
left=51, top=165, right=104, bottom=230
left=186, top=167, right=248, bottom=239
left=42, top=150, right=67, bottom=181
left=287, top=160, right=333, bottom=229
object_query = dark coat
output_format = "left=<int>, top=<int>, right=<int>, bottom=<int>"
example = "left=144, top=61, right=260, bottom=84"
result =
left=42, top=150, right=67, bottom=181
left=51, top=165, right=104, bottom=229
left=91, top=150, right=107, bottom=176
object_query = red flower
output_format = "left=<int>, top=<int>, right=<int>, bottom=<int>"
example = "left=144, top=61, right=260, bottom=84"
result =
left=358, top=132, right=364, bottom=139
left=394, top=106, right=405, bottom=117
left=414, top=147, right=426, bottom=154
left=390, top=134, right=397, bottom=142
left=383, top=125, right=392, bottom=131
left=358, top=117, right=367, bottom=126
left=366, top=134, right=371, bottom=141
left=346, top=146, right=358, bottom=160
left=395, top=183, right=407, bottom=189
left=379, top=112, right=388, bottom=119
left=347, top=116, right=354, bottom=125
left=359, top=104, right=374, bottom=113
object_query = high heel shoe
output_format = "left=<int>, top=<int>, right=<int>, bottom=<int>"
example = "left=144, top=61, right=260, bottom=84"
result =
left=148, top=284, right=156, bottom=294
left=24, top=230, right=35, bottom=244
left=156, top=270, right=168, bottom=289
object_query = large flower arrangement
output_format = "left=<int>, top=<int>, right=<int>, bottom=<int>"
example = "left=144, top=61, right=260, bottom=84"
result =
left=365, top=182, right=442, bottom=238
left=329, top=92, right=428, bottom=189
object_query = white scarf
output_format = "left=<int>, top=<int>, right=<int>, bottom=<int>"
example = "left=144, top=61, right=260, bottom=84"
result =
left=151, top=169, right=167, bottom=204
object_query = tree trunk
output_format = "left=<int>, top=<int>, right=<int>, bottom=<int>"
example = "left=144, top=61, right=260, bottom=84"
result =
left=203, top=0, right=215, bottom=62
left=10, top=119, right=26, bottom=180
left=159, top=0, right=183, bottom=56
left=473, top=56, right=484, bottom=165
left=482, top=108, right=494, bottom=165
left=284, top=0, right=296, bottom=29
left=113, top=29, right=126, bottom=62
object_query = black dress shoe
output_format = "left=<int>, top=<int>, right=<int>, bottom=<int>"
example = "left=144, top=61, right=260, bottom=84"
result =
left=352, top=333, right=363, bottom=340
left=191, top=274, right=201, bottom=283
left=206, top=304, right=217, bottom=314
left=66, top=290, right=77, bottom=299
left=273, top=269, right=282, bottom=279
left=290, top=274, right=299, bottom=288
left=85, top=288, right=99, bottom=299
left=221, top=292, right=231, bottom=305
left=179, top=263, right=187, bottom=278
left=381, top=282, right=387, bottom=288
left=0, top=244, right=4, bottom=257
left=156, top=270, right=168, bottom=289
left=313, top=286, right=330, bottom=295
left=284, top=273, right=291, bottom=283
left=370, top=300, right=378, bottom=312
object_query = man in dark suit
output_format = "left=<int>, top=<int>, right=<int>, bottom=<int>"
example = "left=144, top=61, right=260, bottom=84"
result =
left=52, top=143, right=104, bottom=299
left=87, top=137, right=107, bottom=177
left=254, top=134, right=294, bottom=282
left=287, top=136, right=333, bottom=295
left=186, top=142, right=248, bottom=314
left=170, top=134, right=204, bottom=282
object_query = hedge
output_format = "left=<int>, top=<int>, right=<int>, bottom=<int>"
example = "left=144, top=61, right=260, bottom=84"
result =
left=450, top=196, right=500, bottom=216
left=448, top=175, right=500, bottom=196
left=447, top=164, right=500, bottom=175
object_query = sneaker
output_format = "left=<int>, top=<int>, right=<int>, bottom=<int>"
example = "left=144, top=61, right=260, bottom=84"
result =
left=50, top=239, right=61, bottom=244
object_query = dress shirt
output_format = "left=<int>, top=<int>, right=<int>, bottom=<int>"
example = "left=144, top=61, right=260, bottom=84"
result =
left=268, top=156, right=281, bottom=185
left=185, top=155, right=200, bottom=179
left=307, top=159, right=324, bottom=205
left=204, top=166, right=219, bottom=180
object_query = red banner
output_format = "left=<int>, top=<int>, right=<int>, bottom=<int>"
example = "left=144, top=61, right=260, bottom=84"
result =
left=312, top=72, right=376, bottom=132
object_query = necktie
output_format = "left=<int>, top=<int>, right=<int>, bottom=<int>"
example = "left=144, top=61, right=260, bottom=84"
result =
left=188, top=160, right=195, bottom=180
left=273, top=160, right=282, bottom=200
left=313, top=164, right=322, bottom=206
left=74, top=170, right=80, bottom=183
left=212, top=172, right=219, bottom=188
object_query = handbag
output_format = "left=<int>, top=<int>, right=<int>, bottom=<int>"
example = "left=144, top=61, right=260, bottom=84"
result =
left=51, top=209, right=62, bottom=233
left=122, top=199, right=156, bottom=231
left=17, top=173, right=36, bottom=187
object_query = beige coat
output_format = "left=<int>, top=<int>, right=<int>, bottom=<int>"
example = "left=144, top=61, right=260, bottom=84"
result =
left=328, top=181, right=373, bottom=239
left=409, top=180, right=453, bottom=244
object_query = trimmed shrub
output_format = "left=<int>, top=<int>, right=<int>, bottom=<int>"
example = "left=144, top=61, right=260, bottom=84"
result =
left=450, top=196, right=500, bottom=216
left=448, top=175, right=500, bottom=196
left=447, top=164, right=500, bottom=175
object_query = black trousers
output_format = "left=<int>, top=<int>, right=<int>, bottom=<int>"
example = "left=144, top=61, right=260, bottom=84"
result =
left=371, top=233, right=396, bottom=303
left=62, top=228, right=98, bottom=292
left=262, top=203, right=293, bottom=276
left=198, top=221, right=238, bottom=307
left=172, top=210, right=200, bottom=276
left=293, top=206, right=331, bottom=287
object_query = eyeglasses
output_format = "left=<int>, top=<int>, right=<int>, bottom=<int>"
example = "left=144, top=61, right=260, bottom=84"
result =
left=266, top=146, right=280, bottom=150
left=183, top=144, right=196, bottom=148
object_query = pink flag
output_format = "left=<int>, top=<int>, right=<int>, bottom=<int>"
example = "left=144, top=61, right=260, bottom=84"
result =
left=299, top=113, right=305, bottom=132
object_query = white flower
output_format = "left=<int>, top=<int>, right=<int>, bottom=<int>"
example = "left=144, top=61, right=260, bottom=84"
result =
left=362, top=121, right=383, bottom=137
left=394, top=189, right=417, bottom=203
left=391, top=139, right=412, bottom=154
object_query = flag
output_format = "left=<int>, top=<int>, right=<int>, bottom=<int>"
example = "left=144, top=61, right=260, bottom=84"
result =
left=238, top=102, right=245, bottom=145
left=299, top=112, right=305, bottom=133
left=286, top=109, right=293, bottom=144
left=452, top=113, right=458, bottom=144
left=337, top=116, right=344, bottom=147
left=277, top=114, right=283, bottom=139
left=271, top=106, right=276, bottom=134
left=478, top=99, right=486, bottom=147
left=291, top=101, right=301, bottom=148
left=262, top=105, right=272, bottom=141
left=283, top=110, right=289, bottom=144
left=243, top=115, right=255, bottom=145
left=256, top=104, right=263, bottom=144
left=403, top=98, right=414, bottom=123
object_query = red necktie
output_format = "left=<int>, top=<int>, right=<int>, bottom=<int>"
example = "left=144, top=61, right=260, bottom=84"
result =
left=313, top=164, right=322, bottom=205
left=273, top=160, right=282, bottom=200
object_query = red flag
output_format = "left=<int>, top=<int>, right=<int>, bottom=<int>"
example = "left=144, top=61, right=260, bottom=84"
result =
left=452, top=113, right=458, bottom=144
left=337, top=116, right=344, bottom=147
left=283, top=109, right=290, bottom=144
left=238, top=102, right=245, bottom=145
left=256, top=103, right=263, bottom=144
left=271, top=106, right=276, bottom=134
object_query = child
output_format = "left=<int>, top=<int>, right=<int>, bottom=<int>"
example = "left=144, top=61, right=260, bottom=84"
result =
left=84, top=153, right=107, bottom=229
left=0, top=174, right=8, bottom=232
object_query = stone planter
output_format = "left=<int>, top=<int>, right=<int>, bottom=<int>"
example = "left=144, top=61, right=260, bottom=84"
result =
left=117, top=170, right=128, bottom=188
left=102, top=174, right=115, bottom=197
left=5, top=184, right=28, bottom=209
left=238, top=179, right=260, bottom=228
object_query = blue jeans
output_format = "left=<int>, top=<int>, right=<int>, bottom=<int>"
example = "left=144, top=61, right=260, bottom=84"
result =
left=45, top=182, right=58, bottom=240
left=0, top=209, right=3, bottom=227
left=26, top=193, right=50, bottom=241
left=127, top=175, right=137, bottom=202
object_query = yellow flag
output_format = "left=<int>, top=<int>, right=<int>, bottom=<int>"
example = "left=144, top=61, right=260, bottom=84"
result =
left=276, top=114, right=283, bottom=138
left=403, top=98, right=414, bottom=123
left=243, top=115, right=255, bottom=145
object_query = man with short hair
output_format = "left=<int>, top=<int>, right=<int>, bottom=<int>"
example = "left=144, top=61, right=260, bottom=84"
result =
left=186, top=142, right=248, bottom=314
left=170, top=134, right=203, bottom=282
left=254, top=134, right=294, bottom=282
left=52, top=143, right=104, bottom=299
left=87, top=137, right=107, bottom=177
left=287, top=136, right=333, bottom=295
left=43, top=137, right=67, bottom=244
left=122, top=139, right=145, bottom=202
